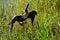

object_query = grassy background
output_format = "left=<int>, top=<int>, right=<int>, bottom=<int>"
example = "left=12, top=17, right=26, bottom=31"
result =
left=0, top=0, right=59, bottom=40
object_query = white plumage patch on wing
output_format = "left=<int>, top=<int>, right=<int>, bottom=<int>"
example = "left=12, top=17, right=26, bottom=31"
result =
left=12, top=15, right=16, bottom=19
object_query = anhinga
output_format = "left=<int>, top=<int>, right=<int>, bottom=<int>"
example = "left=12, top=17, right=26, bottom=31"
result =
left=8, top=3, right=37, bottom=32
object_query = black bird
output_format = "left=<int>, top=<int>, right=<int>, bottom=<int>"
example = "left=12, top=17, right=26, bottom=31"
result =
left=8, top=3, right=37, bottom=32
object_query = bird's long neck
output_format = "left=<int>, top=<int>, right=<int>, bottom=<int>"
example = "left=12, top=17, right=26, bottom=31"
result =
left=25, top=3, right=29, bottom=14
left=22, top=3, right=29, bottom=19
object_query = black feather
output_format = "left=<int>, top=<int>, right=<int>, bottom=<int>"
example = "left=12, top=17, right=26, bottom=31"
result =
left=8, top=2, right=37, bottom=33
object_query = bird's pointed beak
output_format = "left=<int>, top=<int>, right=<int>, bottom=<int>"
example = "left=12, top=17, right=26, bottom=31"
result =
left=8, top=22, right=13, bottom=33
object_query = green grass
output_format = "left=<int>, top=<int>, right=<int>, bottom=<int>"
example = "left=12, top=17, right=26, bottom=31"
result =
left=0, top=0, right=59, bottom=40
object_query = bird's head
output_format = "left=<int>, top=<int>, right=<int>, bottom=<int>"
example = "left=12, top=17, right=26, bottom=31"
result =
left=8, top=16, right=16, bottom=33
left=8, top=21, right=13, bottom=33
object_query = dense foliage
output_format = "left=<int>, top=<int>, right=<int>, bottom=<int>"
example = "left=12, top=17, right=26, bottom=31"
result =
left=0, top=0, right=59, bottom=40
